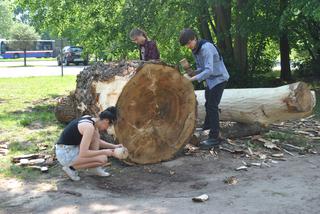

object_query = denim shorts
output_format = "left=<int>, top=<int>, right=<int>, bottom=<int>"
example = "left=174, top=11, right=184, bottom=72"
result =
left=55, top=144, right=79, bottom=167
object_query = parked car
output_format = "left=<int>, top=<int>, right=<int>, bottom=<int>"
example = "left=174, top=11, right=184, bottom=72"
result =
left=57, top=46, right=88, bottom=66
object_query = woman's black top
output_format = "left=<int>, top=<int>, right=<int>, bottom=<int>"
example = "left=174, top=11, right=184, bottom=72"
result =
left=57, top=116, right=95, bottom=145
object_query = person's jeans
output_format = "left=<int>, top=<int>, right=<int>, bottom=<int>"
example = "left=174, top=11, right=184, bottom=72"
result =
left=203, top=81, right=227, bottom=139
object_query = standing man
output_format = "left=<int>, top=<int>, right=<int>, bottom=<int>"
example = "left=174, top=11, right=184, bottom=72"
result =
left=179, top=28, right=229, bottom=149
left=129, top=28, right=160, bottom=61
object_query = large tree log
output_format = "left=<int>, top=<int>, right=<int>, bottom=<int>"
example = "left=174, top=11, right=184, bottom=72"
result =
left=115, top=63, right=197, bottom=164
left=55, top=61, right=197, bottom=164
left=195, top=82, right=316, bottom=126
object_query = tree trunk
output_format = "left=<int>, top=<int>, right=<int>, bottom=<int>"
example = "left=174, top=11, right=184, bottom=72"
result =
left=234, top=0, right=248, bottom=76
left=280, top=34, right=291, bottom=81
left=55, top=61, right=197, bottom=164
left=280, top=0, right=291, bottom=81
left=212, top=0, right=233, bottom=60
left=197, top=2, right=213, bottom=43
left=195, top=82, right=316, bottom=126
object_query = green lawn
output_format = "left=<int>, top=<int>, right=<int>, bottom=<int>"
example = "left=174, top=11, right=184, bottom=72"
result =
left=0, top=76, right=76, bottom=178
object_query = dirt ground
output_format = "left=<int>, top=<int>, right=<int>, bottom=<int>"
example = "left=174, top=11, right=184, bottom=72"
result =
left=1, top=147, right=320, bottom=214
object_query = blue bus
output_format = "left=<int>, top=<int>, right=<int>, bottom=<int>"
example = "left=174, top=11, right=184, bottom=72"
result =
left=0, top=39, right=56, bottom=59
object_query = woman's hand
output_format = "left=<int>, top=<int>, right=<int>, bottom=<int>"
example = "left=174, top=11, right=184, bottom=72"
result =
left=102, top=149, right=114, bottom=157
left=114, top=144, right=123, bottom=148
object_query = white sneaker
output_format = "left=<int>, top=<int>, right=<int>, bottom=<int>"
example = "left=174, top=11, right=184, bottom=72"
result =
left=62, top=166, right=80, bottom=181
left=90, top=167, right=110, bottom=177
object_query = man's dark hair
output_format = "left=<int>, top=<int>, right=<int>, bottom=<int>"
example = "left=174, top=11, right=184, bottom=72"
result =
left=99, top=106, right=117, bottom=123
left=179, top=28, right=197, bottom=46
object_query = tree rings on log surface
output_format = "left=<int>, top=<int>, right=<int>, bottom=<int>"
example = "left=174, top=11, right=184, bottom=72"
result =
left=115, top=63, right=197, bottom=164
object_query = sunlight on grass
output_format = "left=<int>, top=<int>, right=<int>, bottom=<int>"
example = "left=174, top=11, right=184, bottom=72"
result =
left=0, top=76, right=76, bottom=178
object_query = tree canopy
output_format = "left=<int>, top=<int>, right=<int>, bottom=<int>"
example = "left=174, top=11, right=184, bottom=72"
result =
left=11, top=0, right=320, bottom=86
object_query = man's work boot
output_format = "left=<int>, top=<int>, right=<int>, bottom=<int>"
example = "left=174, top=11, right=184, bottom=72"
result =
left=199, top=138, right=222, bottom=150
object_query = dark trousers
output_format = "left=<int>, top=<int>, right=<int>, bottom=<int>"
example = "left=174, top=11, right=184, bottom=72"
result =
left=203, top=81, right=227, bottom=139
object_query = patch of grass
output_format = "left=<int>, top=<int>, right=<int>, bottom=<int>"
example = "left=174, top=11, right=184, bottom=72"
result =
left=265, top=130, right=308, bottom=147
left=0, top=76, right=76, bottom=179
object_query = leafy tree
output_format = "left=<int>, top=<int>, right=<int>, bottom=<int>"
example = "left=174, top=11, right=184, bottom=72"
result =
left=0, top=0, right=14, bottom=38
left=16, top=0, right=320, bottom=86
left=9, top=22, right=40, bottom=66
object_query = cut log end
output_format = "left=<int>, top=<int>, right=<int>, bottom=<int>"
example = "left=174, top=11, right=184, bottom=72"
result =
left=115, top=63, right=197, bottom=164
left=289, top=82, right=314, bottom=112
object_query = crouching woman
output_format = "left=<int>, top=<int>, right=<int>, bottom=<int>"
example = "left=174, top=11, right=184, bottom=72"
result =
left=55, top=106, right=122, bottom=181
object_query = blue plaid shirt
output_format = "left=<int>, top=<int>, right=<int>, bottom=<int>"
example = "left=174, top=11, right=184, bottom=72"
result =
left=193, top=42, right=229, bottom=89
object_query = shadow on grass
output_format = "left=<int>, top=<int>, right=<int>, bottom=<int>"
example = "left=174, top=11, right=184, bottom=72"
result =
left=2, top=94, right=63, bottom=129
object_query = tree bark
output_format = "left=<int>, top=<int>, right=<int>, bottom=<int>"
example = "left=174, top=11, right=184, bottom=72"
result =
left=279, top=0, right=291, bottom=81
left=197, top=2, right=213, bottom=43
left=211, top=1, right=233, bottom=60
left=234, top=0, right=248, bottom=76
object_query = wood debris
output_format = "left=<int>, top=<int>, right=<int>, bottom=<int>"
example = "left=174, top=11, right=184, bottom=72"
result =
left=236, top=166, right=248, bottom=171
left=11, top=153, right=54, bottom=173
left=192, top=194, right=209, bottom=202
left=249, top=162, right=262, bottom=167
left=271, top=153, right=284, bottom=158
left=282, top=144, right=305, bottom=152
left=257, top=138, right=281, bottom=150
left=0, top=143, right=8, bottom=156
left=224, top=176, right=238, bottom=185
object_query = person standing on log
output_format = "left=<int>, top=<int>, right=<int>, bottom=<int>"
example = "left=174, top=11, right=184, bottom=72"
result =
left=179, top=28, right=229, bottom=149
left=129, top=28, right=160, bottom=61
left=55, top=106, right=123, bottom=181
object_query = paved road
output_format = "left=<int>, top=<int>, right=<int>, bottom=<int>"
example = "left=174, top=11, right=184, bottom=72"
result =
left=0, top=60, right=85, bottom=77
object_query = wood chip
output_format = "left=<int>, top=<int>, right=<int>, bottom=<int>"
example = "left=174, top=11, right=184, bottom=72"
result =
left=258, top=138, right=281, bottom=150
left=0, top=148, right=8, bottom=156
left=224, top=176, right=238, bottom=185
left=249, top=163, right=262, bottom=167
left=283, top=149, right=295, bottom=156
left=20, top=159, right=29, bottom=165
left=258, top=153, right=267, bottom=160
left=219, top=146, right=235, bottom=153
left=12, top=154, right=44, bottom=163
left=192, top=194, right=209, bottom=202
left=283, top=144, right=305, bottom=152
left=271, top=153, right=284, bottom=158
left=236, top=166, right=248, bottom=171
left=28, top=158, right=46, bottom=165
